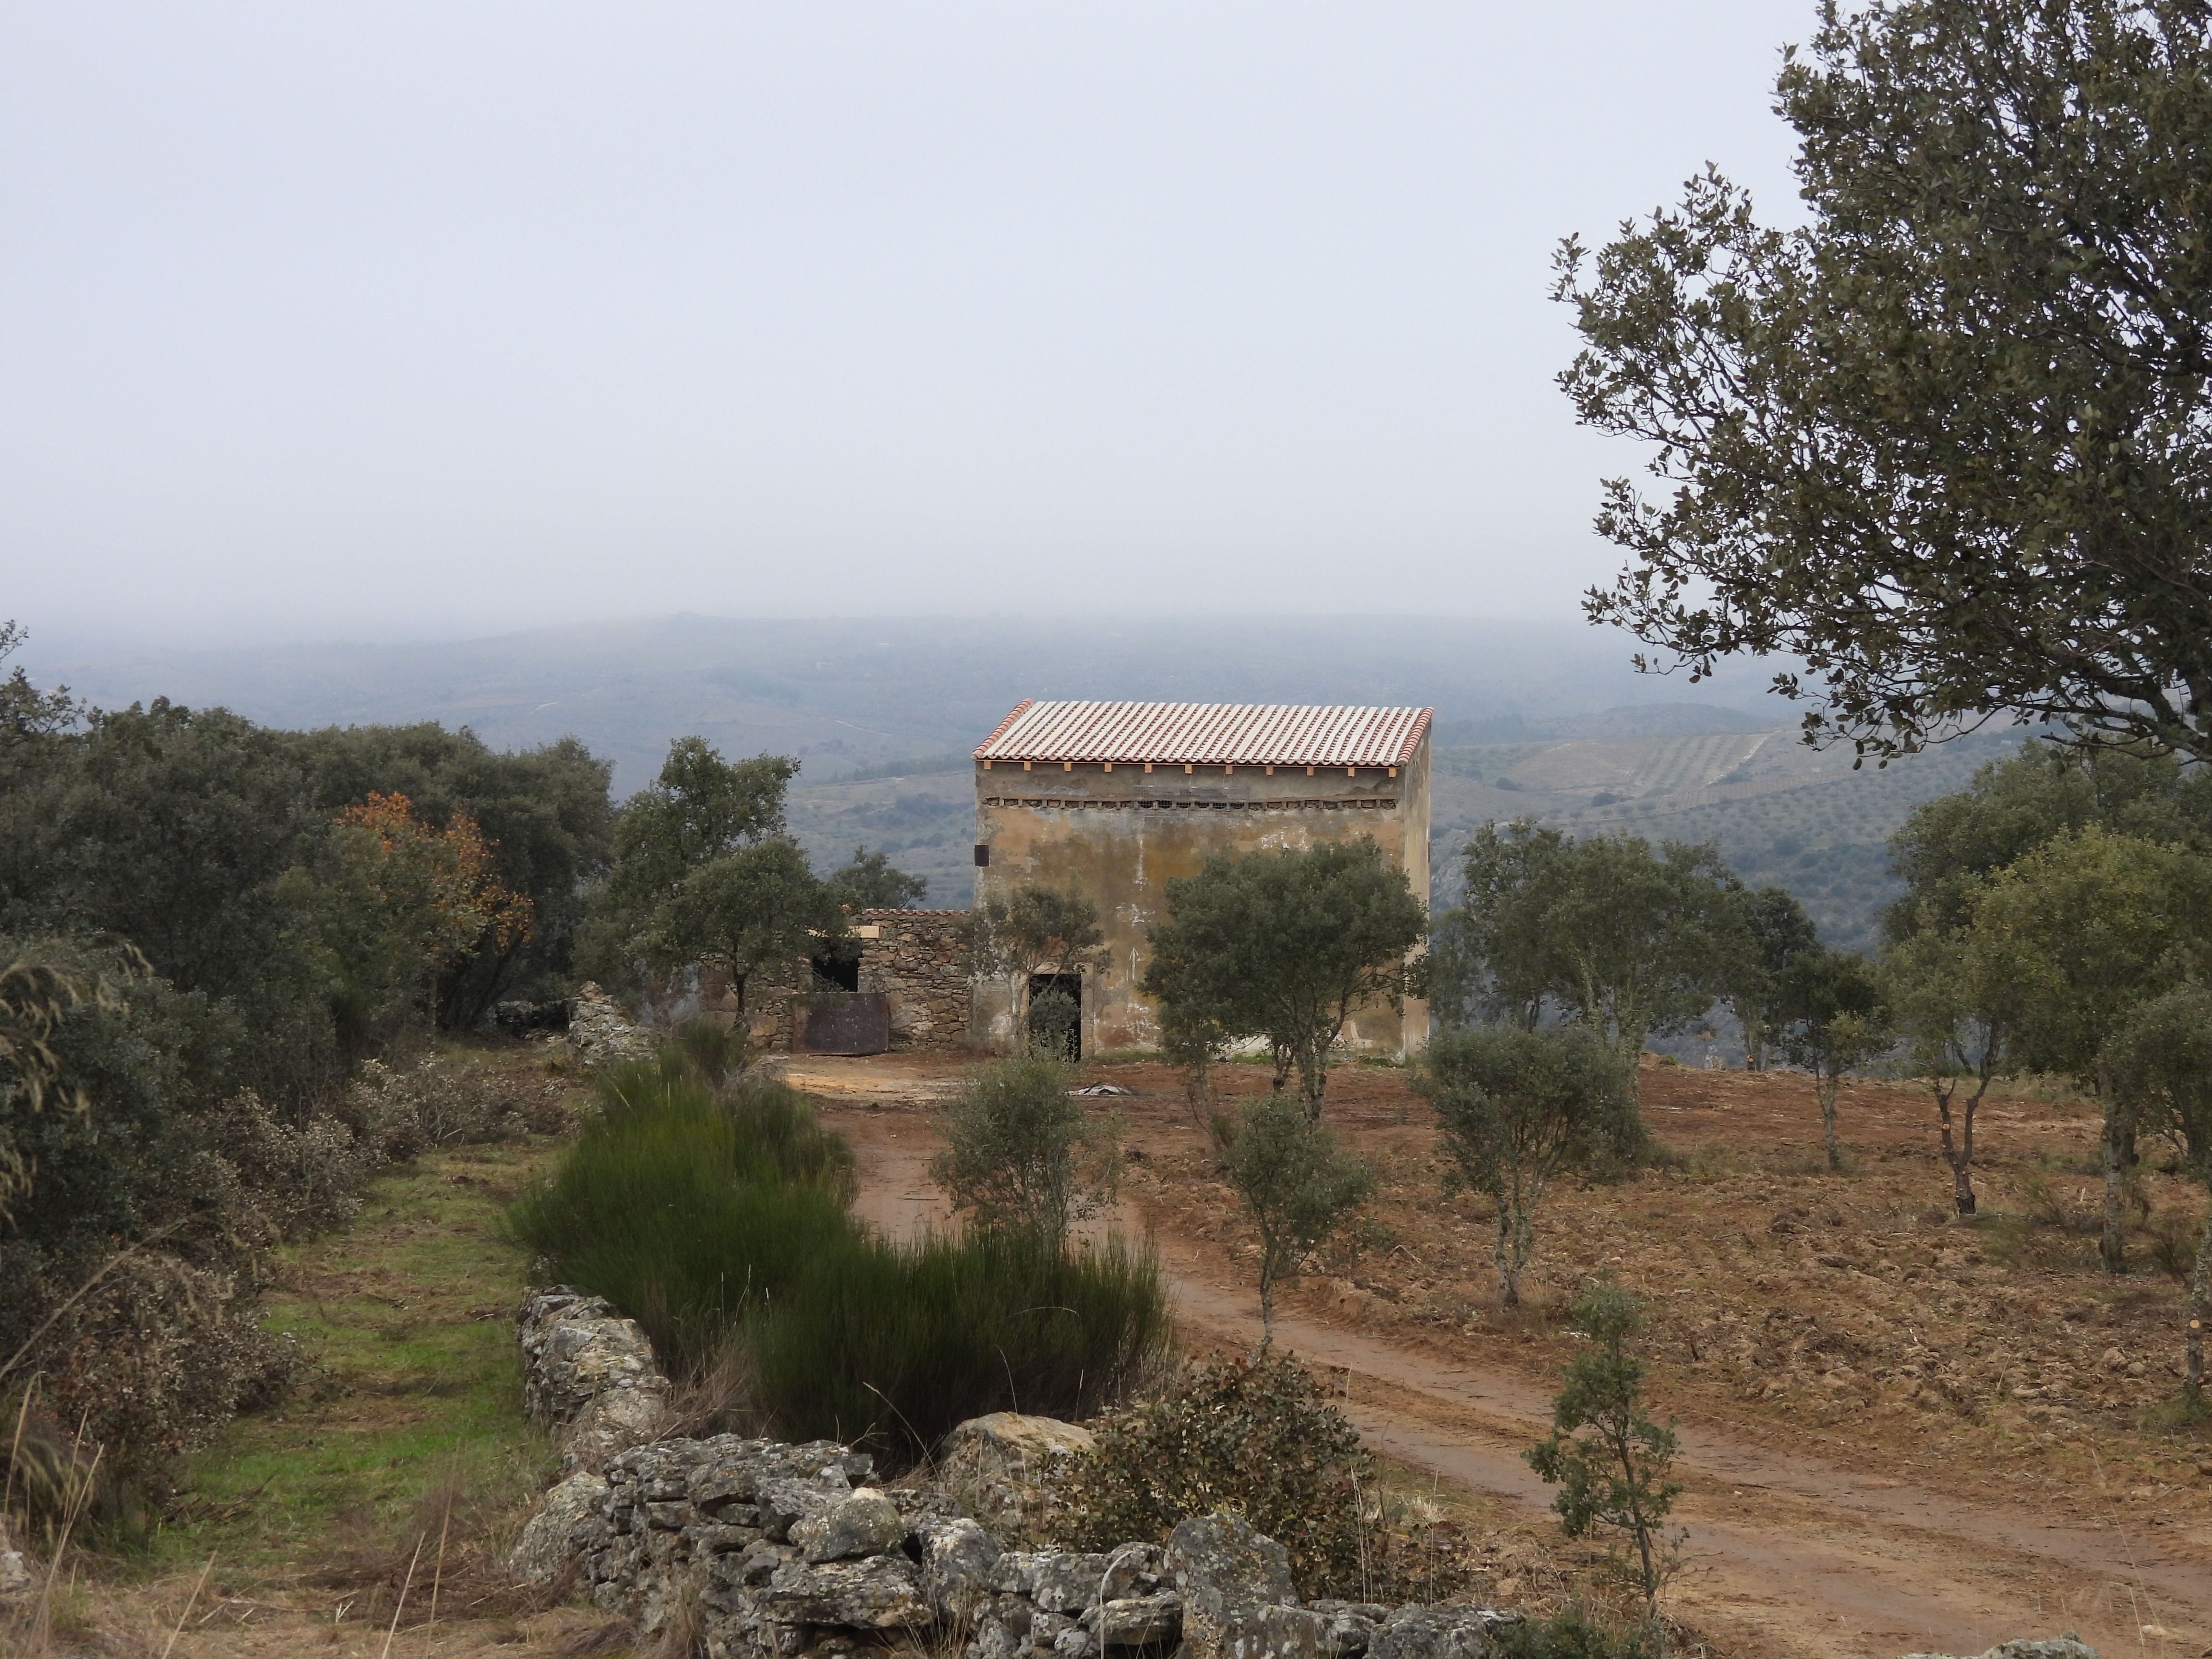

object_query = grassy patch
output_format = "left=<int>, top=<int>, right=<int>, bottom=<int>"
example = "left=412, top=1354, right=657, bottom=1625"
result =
left=144, top=1136, right=561, bottom=1576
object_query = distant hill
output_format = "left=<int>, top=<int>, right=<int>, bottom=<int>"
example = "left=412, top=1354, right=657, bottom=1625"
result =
left=25, top=612, right=2027, bottom=933
left=1428, top=724, right=2024, bottom=951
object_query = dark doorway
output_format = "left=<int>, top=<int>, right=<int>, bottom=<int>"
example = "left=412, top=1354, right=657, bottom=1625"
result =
left=1027, top=972, right=1082, bottom=1060
left=811, top=954, right=860, bottom=992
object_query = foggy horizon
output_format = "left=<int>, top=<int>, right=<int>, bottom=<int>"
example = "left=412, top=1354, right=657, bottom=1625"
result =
left=4, top=2, right=1813, bottom=645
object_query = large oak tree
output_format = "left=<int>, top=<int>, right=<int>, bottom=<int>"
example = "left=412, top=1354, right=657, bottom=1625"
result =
left=1561, top=0, right=2212, bottom=761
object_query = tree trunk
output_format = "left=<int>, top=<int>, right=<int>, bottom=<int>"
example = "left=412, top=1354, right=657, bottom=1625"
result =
left=1495, top=1211, right=1522, bottom=1309
left=1298, top=1041, right=1328, bottom=1123
left=1932, top=1078, right=1978, bottom=1216
left=2102, top=1123, right=2130, bottom=1275
left=1818, top=1068, right=1843, bottom=1172
left=2190, top=1196, right=2212, bottom=1399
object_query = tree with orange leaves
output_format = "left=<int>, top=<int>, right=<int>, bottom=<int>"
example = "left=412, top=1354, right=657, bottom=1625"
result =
left=288, top=791, right=533, bottom=1048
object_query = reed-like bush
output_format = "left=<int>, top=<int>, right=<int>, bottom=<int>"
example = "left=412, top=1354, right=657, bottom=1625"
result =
left=745, top=1226, right=1170, bottom=1465
left=504, top=1068, right=854, bottom=1371
left=509, top=1050, right=1169, bottom=1464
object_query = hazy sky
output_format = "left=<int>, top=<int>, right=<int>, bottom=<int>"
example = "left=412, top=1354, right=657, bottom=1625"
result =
left=3, top=3, right=1812, bottom=645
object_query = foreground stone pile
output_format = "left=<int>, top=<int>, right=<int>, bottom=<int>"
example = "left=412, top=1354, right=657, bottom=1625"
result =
left=516, top=1430, right=1512, bottom=1659
left=504, top=1286, right=2104, bottom=1659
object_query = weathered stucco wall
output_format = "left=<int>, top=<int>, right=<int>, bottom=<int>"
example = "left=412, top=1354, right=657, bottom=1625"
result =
left=973, top=740, right=1430, bottom=1057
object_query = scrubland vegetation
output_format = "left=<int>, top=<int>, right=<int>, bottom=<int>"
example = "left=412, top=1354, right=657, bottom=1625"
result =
left=508, top=1046, right=1169, bottom=1466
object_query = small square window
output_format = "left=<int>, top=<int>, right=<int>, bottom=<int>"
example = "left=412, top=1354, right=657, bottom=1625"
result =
left=973, top=843, right=991, bottom=867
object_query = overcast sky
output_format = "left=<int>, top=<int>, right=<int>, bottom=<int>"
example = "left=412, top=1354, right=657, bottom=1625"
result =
left=2, top=3, right=1811, bottom=646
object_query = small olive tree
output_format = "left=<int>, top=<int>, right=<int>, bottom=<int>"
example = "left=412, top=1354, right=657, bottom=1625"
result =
left=1223, top=1093, right=1375, bottom=1349
left=1527, top=1279, right=1682, bottom=1628
left=2105, top=984, right=2212, bottom=1399
left=1880, top=914, right=2024, bottom=1216
left=1776, top=948, right=1889, bottom=1173
left=1417, top=1025, right=1635, bottom=1308
left=1144, top=839, right=1426, bottom=1120
left=929, top=1057, right=1120, bottom=1246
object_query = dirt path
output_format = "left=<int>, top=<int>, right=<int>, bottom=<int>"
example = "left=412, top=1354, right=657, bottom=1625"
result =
left=796, top=1076, right=2212, bottom=1659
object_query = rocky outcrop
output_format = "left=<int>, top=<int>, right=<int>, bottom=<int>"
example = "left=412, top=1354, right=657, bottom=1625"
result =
left=516, top=1288, right=670, bottom=1472
left=936, top=1412, right=1095, bottom=1545
left=1899, top=1640, right=2097, bottom=1659
left=569, top=982, right=652, bottom=1066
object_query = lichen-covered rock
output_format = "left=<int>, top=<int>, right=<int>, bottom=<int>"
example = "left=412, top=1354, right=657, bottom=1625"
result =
left=757, top=1553, right=932, bottom=1628
left=1899, top=1639, right=2097, bottom=1659
left=1029, top=1552, right=1112, bottom=1613
left=1166, top=1514, right=1298, bottom=1659
left=1305, top=1603, right=1387, bottom=1659
left=1366, top=1605, right=1502, bottom=1659
left=1099, top=1543, right=1173, bottom=1602
left=0, top=1516, right=33, bottom=1604
left=516, top=1287, right=670, bottom=1469
left=506, top=1470, right=612, bottom=1587
left=793, top=1489, right=906, bottom=1563
left=938, top=1412, right=1096, bottom=1544
left=759, top=1474, right=845, bottom=1541
left=570, top=982, right=652, bottom=1065
left=1223, top=1604, right=1327, bottom=1659
left=918, top=1516, right=1005, bottom=1620
left=1088, top=1593, right=1183, bottom=1647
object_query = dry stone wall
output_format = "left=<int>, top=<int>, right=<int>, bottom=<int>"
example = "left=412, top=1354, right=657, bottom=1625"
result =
left=568, top=984, right=654, bottom=1067
left=504, top=1279, right=2101, bottom=1659
left=505, top=1285, right=1520, bottom=1659
left=854, top=909, right=973, bottom=1051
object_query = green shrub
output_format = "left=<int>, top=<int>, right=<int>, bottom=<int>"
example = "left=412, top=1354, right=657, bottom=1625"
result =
left=1051, top=1355, right=1468, bottom=1602
left=1496, top=1605, right=1662, bottom=1659
left=931, top=1057, right=1118, bottom=1243
left=746, top=1227, right=1169, bottom=1466
left=511, top=1050, right=1162, bottom=1465
left=505, top=1070, right=855, bottom=1371
left=670, top=1017, right=750, bottom=1088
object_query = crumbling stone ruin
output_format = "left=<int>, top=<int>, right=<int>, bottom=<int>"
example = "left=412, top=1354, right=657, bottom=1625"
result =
left=567, top=982, right=654, bottom=1066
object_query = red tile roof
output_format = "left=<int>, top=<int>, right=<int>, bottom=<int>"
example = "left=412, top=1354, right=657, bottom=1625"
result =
left=974, top=700, right=1432, bottom=768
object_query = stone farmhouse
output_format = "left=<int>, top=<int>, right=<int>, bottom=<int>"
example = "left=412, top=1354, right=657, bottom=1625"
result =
left=732, top=698, right=1432, bottom=1058
left=971, top=698, right=1432, bottom=1058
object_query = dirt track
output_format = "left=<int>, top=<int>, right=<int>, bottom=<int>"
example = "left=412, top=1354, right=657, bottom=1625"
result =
left=778, top=1054, right=2212, bottom=1659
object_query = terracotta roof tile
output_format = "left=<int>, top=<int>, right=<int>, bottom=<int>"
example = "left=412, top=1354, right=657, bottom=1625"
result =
left=973, top=700, right=1431, bottom=768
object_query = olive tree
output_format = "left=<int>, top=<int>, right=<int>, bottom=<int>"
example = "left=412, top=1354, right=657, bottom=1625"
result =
left=1448, top=823, right=1744, bottom=1104
left=1880, top=912, right=2026, bottom=1215
left=1143, top=839, right=1426, bottom=1120
left=1972, top=827, right=2212, bottom=1272
left=1527, top=1280, right=1681, bottom=1626
left=1775, top=948, right=1889, bottom=1173
left=2105, top=984, right=2212, bottom=1396
left=585, top=737, right=922, bottom=1011
left=1561, top=0, right=2212, bottom=767
left=930, top=1056, right=1120, bottom=1247
left=1725, top=886, right=1820, bottom=1072
left=1418, top=1025, right=1636, bottom=1307
left=1222, top=1093, right=1375, bottom=1349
